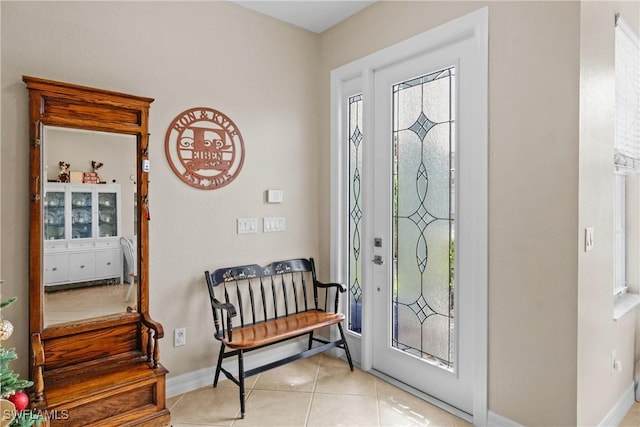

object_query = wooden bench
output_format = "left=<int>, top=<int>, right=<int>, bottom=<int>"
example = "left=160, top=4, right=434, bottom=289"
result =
left=204, top=258, right=353, bottom=418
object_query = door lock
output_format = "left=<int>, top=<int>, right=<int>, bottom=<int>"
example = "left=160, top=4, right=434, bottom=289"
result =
left=372, top=255, right=384, bottom=265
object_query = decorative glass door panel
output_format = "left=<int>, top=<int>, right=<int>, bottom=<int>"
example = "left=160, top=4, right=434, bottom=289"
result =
left=98, top=191, right=118, bottom=238
left=71, top=190, right=92, bottom=239
left=371, top=36, right=480, bottom=414
left=392, top=67, right=455, bottom=369
left=44, top=189, right=65, bottom=241
left=348, top=93, right=364, bottom=334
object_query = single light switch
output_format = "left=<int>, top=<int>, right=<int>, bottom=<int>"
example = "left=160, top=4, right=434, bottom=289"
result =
left=585, top=227, right=594, bottom=251
left=267, top=190, right=284, bottom=203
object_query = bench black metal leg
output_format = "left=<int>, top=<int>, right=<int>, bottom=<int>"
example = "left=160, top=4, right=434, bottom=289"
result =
left=337, top=323, right=354, bottom=371
left=238, top=349, right=246, bottom=419
left=307, top=331, right=314, bottom=350
left=213, top=342, right=225, bottom=387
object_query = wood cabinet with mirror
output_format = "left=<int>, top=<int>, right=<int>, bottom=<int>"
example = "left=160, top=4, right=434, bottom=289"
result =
left=24, top=76, right=170, bottom=426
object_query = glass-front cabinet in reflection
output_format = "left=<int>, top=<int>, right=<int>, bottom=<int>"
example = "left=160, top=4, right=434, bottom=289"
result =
left=44, top=182, right=122, bottom=288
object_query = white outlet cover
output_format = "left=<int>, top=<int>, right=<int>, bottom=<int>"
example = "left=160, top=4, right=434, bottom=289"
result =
left=174, top=328, right=186, bottom=346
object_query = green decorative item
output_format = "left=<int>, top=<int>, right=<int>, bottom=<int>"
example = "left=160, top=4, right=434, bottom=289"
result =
left=0, top=347, right=33, bottom=398
left=0, top=281, right=45, bottom=427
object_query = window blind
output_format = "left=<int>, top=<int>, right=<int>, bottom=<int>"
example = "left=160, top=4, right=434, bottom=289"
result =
left=615, top=16, right=640, bottom=162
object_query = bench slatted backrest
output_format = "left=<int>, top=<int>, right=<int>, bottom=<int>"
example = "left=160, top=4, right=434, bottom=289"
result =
left=205, top=263, right=261, bottom=340
left=265, top=258, right=313, bottom=316
left=205, top=258, right=328, bottom=341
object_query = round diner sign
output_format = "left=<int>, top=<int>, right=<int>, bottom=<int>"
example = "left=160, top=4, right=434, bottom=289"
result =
left=165, top=107, right=245, bottom=190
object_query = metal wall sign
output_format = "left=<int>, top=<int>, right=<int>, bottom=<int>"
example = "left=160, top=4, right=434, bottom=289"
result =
left=165, top=107, right=245, bottom=190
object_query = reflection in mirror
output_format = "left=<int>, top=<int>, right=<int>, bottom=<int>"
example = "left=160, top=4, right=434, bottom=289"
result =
left=42, top=126, right=137, bottom=327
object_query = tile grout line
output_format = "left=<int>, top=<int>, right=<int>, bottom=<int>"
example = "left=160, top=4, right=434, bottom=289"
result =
left=304, top=355, right=322, bottom=426
left=374, top=374, right=382, bottom=427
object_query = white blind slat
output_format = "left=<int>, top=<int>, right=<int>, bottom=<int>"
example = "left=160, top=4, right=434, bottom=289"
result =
left=615, top=16, right=640, bottom=160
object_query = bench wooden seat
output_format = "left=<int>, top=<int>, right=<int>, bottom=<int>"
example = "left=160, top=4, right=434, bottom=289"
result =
left=205, top=258, right=353, bottom=418
left=219, top=310, right=345, bottom=349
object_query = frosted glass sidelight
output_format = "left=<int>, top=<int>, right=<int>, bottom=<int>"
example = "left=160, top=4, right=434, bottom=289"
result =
left=348, top=94, right=364, bottom=334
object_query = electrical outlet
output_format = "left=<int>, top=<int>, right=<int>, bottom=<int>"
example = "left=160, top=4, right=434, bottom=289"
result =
left=174, top=327, right=186, bottom=347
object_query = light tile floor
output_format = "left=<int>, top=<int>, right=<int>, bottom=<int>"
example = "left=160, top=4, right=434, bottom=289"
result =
left=168, top=353, right=640, bottom=426
left=44, top=282, right=134, bottom=326
left=167, top=353, right=472, bottom=427
left=621, top=401, right=640, bottom=427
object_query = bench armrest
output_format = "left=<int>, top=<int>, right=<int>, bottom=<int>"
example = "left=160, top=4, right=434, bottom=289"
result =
left=211, top=298, right=237, bottom=317
left=314, top=280, right=346, bottom=313
left=314, top=280, right=347, bottom=293
left=211, top=298, right=237, bottom=342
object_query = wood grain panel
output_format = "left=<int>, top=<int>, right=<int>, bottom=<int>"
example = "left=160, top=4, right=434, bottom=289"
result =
left=50, top=384, right=154, bottom=426
left=24, top=76, right=168, bottom=426
left=223, top=310, right=345, bottom=349
left=44, top=323, right=139, bottom=369
left=43, top=97, right=142, bottom=126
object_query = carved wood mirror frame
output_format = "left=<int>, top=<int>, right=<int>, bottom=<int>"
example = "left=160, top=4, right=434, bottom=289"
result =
left=24, top=75, right=154, bottom=356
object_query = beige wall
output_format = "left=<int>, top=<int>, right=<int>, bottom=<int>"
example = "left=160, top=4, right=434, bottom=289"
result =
left=577, top=1, right=640, bottom=426
left=1, top=0, right=320, bottom=379
left=320, top=1, right=581, bottom=425
left=2, top=1, right=638, bottom=426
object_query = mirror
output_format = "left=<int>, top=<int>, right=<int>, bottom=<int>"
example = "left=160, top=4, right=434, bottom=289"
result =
left=24, top=75, right=155, bottom=337
left=25, top=77, right=169, bottom=426
left=42, top=126, right=137, bottom=327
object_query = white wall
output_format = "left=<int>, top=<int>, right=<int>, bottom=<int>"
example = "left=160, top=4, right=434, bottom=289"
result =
left=1, top=0, right=320, bottom=379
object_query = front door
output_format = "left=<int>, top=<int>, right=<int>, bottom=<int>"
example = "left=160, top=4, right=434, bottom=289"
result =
left=333, top=8, right=488, bottom=419
left=370, top=36, right=480, bottom=415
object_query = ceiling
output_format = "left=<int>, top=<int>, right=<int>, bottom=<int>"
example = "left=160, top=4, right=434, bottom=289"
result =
left=231, top=1, right=376, bottom=33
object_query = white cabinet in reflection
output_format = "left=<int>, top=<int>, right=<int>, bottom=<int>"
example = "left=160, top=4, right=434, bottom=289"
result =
left=44, top=183, right=122, bottom=288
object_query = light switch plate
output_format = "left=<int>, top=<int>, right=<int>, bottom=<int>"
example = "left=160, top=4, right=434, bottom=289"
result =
left=237, top=218, right=257, bottom=234
left=263, top=217, right=286, bottom=232
left=585, top=227, right=594, bottom=251
left=267, top=189, right=284, bottom=203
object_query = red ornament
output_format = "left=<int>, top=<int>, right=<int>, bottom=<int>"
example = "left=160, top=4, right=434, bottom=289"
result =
left=8, top=391, right=29, bottom=412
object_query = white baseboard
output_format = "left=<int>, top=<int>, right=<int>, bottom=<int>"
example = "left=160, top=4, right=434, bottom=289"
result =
left=487, top=410, right=524, bottom=427
left=166, top=339, right=308, bottom=398
left=484, top=382, right=635, bottom=427
left=166, top=364, right=216, bottom=398
left=599, top=381, right=635, bottom=427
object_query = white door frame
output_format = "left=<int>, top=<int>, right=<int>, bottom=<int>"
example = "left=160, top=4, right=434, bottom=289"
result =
left=329, top=7, right=488, bottom=425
